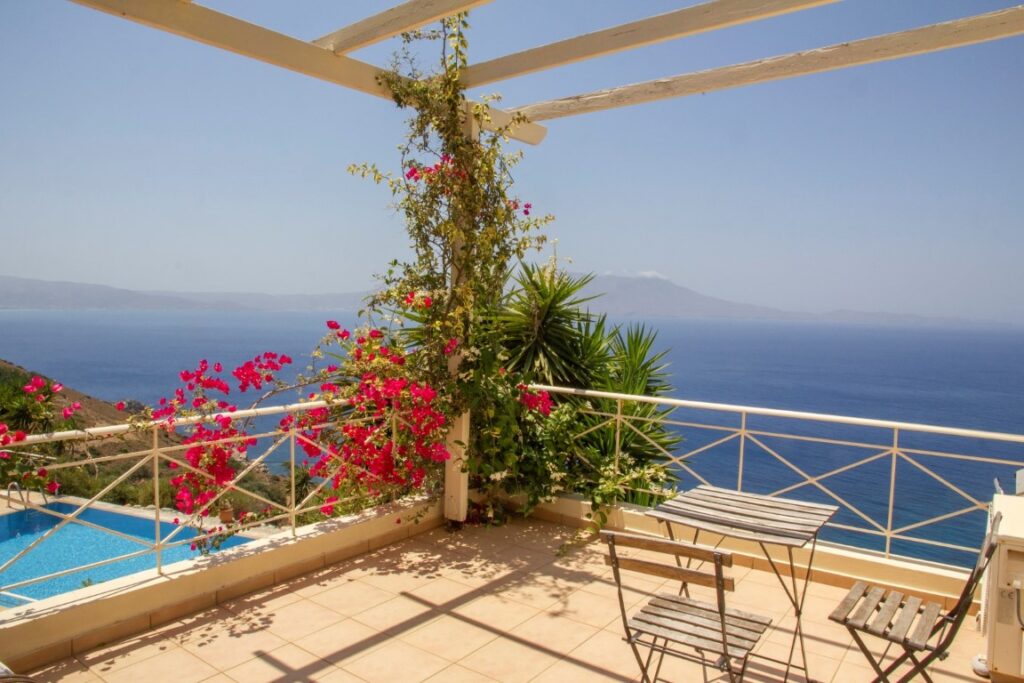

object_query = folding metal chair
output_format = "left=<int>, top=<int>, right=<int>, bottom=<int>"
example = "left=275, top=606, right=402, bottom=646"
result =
left=829, top=512, right=1003, bottom=683
left=602, top=529, right=772, bottom=682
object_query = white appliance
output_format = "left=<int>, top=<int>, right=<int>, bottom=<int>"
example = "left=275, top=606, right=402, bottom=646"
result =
left=986, top=494, right=1024, bottom=683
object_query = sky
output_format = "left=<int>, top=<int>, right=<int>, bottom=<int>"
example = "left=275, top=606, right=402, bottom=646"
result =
left=1, top=1, right=1022, bottom=323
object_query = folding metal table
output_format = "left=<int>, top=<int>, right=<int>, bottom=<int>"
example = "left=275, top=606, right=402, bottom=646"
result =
left=647, top=485, right=839, bottom=681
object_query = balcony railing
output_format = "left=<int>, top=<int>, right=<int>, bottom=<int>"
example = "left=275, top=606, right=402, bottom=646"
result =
left=4, top=386, right=1022, bottom=609
left=0, top=401, right=397, bottom=607
left=533, top=384, right=1024, bottom=568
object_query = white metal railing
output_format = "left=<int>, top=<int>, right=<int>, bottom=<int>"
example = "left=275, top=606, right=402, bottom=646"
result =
left=0, top=400, right=410, bottom=606
left=534, top=384, right=1024, bottom=568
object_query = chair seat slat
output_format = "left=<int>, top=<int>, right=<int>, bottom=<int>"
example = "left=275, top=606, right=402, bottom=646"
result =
left=651, top=593, right=773, bottom=628
left=628, top=615, right=752, bottom=659
left=906, top=601, right=943, bottom=650
left=642, top=602, right=764, bottom=646
left=829, top=581, right=868, bottom=623
left=886, top=595, right=923, bottom=644
left=867, top=591, right=904, bottom=637
left=848, top=586, right=887, bottom=629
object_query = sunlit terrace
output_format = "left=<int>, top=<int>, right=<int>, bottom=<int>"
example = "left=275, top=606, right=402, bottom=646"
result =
left=2, top=387, right=1021, bottom=682
left=22, top=518, right=986, bottom=683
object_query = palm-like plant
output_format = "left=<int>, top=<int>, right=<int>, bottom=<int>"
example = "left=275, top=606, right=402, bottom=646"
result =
left=496, top=263, right=603, bottom=388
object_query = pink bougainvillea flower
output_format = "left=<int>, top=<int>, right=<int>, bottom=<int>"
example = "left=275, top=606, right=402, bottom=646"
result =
left=51, top=383, right=64, bottom=393
left=523, top=202, right=532, bottom=216
left=13, top=431, right=25, bottom=442
left=62, top=406, right=74, bottom=419
left=115, top=401, right=126, bottom=411
left=338, top=329, right=351, bottom=340
left=422, top=296, right=432, bottom=308
left=46, top=480, right=60, bottom=494
left=31, top=376, right=46, bottom=388
left=326, top=320, right=341, bottom=330
left=22, top=384, right=36, bottom=394
left=444, top=338, right=459, bottom=355
left=369, top=329, right=383, bottom=339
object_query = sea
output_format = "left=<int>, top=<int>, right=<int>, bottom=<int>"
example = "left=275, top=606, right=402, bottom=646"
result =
left=1, top=309, right=1022, bottom=566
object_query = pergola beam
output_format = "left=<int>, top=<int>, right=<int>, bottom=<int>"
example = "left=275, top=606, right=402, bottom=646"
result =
left=462, top=0, right=836, bottom=88
left=313, top=0, right=492, bottom=55
left=69, top=0, right=546, bottom=144
left=513, top=5, right=1024, bottom=121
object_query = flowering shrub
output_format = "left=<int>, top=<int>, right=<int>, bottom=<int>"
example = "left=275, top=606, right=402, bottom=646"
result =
left=0, top=375, right=69, bottom=495
left=286, top=322, right=450, bottom=515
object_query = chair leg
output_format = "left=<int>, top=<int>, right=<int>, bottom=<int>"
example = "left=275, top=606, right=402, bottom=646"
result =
left=895, top=650, right=937, bottom=683
left=628, top=634, right=654, bottom=683
left=848, top=628, right=892, bottom=683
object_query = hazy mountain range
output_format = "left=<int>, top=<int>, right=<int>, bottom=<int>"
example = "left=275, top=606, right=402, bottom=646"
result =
left=0, top=273, right=1005, bottom=328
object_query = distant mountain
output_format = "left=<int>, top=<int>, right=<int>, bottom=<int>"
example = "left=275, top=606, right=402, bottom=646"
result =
left=583, top=274, right=802, bottom=321
left=0, top=273, right=1007, bottom=327
left=0, top=275, right=213, bottom=310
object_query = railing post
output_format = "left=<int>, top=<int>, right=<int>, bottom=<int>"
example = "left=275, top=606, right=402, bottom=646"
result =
left=737, top=411, right=747, bottom=492
left=152, top=427, right=162, bottom=574
left=885, top=427, right=899, bottom=558
left=289, top=429, right=297, bottom=536
left=614, top=398, right=623, bottom=476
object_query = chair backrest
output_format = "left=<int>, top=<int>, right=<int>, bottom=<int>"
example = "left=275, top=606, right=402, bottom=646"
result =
left=935, top=512, right=1003, bottom=650
left=600, top=529, right=735, bottom=592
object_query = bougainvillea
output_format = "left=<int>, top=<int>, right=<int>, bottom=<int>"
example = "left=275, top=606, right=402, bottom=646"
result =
left=0, top=377, right=68, bottom=495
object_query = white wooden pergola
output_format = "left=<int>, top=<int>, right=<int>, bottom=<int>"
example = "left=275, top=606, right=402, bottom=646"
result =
left=69, top=0, right=1024, bottom=520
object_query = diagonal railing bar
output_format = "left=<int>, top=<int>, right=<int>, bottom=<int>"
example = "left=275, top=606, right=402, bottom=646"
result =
left=660, top=431, right=741, bottom=466
left=4, top=499, right=155, bottom=551
left=892, top=504, right=982, bottom=536
left=0, top=454, right=155, bottom=576
left=899, top=445, right=1024, bottom=467
left=745, top=433, right=886, bottom=532
left=568, top=415, right=617, bottom=441
left=0, top=547, right=158, bottom=595
left=620, top=417, right=683, bottom=462
left=746, top=428, right=894, bottom=452
left=580, top=407, right=740, bottom=435
left=769, top=449, right=892, bottom=498
left=896, top=451, right=986, bottom=509
left=157, top=444, right=291, bottom=547
left=42, top=449, right=155, bottom=471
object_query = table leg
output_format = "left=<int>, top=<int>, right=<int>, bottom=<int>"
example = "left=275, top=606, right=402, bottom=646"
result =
left=757, top=535, right=820, bottom=681
left=663, top=521, right=705, bottom=598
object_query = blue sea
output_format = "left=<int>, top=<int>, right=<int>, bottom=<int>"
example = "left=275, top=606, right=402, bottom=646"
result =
left=1, top=309, right=1022, bottom=566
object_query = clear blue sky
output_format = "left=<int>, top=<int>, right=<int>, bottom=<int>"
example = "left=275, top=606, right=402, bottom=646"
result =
left=2, top=1, right=1022, bottom=322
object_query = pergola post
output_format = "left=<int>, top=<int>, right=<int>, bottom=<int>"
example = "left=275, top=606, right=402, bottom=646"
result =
left=443, top=106, right=480, bottom=523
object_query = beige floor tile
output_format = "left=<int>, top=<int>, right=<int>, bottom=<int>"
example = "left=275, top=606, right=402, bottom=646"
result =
left=544, top=587, right=622, bottom=629
left=457, top=637, right=563, bottom=683
left=262, top=599, right=348, bottom=641
left=221, top=583, right=304, bottom=614
left=30, top=658, right=104, bottom=683
left=307, top=579, right=394, bottom=616
left=198, top=675, right=235, bottom=682
left=293, top=617, right=385, bottom=666
left=222, top=643, right=339, bottom=682
left=401, top=613, right=499, bottom=661
left=409, top=577, right=481, bottom=608
left=507, top=611, right=599, bottom=653
left=342, top=639, right=449, bottom=683
left=424, top=663, right=498, bottom=682
left=351, top=593, right=437, bottom=634
left=530, top=657, right=635, bottom=683
left=562, top=629, right=646, bottom=680
left=75, top=633, right=178, bottom=675
left=451, top=594, right=539, bottom=631
left=178, top=621, right=288, bottom=671
left=101, top=647, right=219, bottom=683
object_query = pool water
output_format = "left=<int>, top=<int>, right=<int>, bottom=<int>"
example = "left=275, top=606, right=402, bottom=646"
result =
left=0, top=502, right=250, bottom=607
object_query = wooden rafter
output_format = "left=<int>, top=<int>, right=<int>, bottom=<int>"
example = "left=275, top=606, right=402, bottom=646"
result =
left=462, top=0, right=836, bottom=88
left=68, top=0, right=546, bottom=144
left=513, top=5, right=1024, bottom=121
left=313, top=0, right=492, bottom=55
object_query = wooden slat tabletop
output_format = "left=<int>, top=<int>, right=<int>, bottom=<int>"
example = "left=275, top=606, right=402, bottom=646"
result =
left=647, top=485, right=839, bottom=548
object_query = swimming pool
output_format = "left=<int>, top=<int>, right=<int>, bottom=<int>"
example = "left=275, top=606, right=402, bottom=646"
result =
left=0, top=502, right=250, bottom=607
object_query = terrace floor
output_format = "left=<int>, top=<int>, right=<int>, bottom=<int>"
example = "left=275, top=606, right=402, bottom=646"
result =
left=29, top=518, right=985, bottom=683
